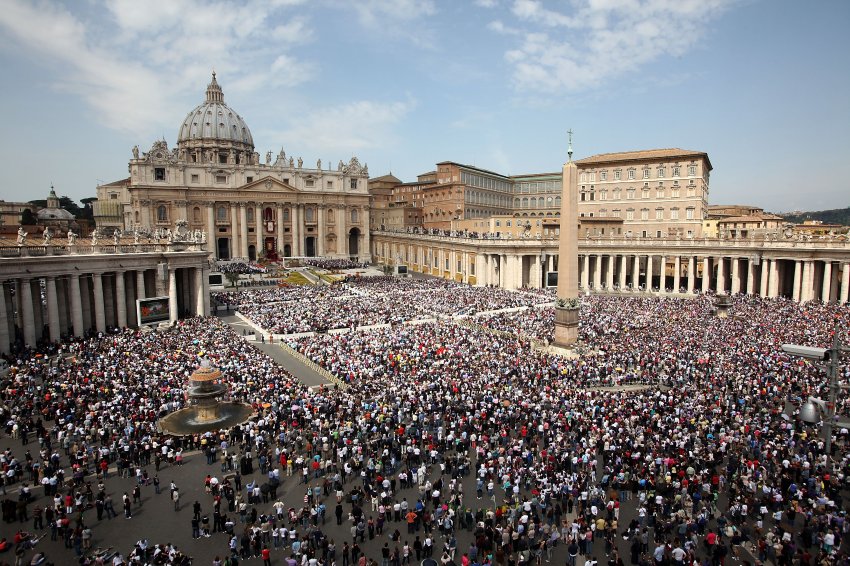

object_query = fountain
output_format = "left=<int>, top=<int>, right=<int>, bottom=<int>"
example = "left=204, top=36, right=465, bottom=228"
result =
left=158, top=358, right=254, bottom=436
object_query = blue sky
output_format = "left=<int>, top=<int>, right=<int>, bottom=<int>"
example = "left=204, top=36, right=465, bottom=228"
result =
left=1, top=0, right=848, bottom=213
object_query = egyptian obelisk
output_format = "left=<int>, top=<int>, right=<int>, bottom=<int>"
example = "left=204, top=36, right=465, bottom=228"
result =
left=554, top=131, right=579, bottom=347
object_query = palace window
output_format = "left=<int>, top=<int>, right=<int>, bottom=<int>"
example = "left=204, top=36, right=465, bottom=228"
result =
left=600, top=171, right=607, bottom=181
left=217, top=206, right=227, bottom=220
left=305, top=207, right=314, bottom=222
left=614, top=170, right=621, bottom=180
left=688, top=165, right=696, bottom=176
left=351, top=209, right=358, bottom=223
left=306, top=179, right=314, bottom=188
left=191, top=174, right=199, bottom=183
left=628, top=169, right=635, bottom=180
left=154, top=168, right=165, bottom=181
left=656, top=208, right=664, bottom=220
left=247, top=208, right=254, bottom=222
left=193, top=207, right=201, bottom=222
left=627, top=189, right=635, bottom=199
left=643, top=169, right=650, bottom=179
left=157, top=205, right=167, bottom=222
left=657, top=167, right=665, bottom=178
left=626, top=209, right=634, bottom=220
left=686, top=207, right=695, bottom=220
left=642, top=189, right=649, bottom=199
left=215, top=175, right=227, bottom=184
left=641, top=208, right=649, bottom=220
left=283, top=208, right=290, bottom=221
left=350, top=179, right=358, bottom=189
left=673, top=166, right=680, bottom=177
left=670, top=208, right=680, bottom=220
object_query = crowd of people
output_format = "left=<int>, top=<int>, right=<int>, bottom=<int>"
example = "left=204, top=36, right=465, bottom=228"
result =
left=216, top=261, right=268, bottom=274
left=303, top=259, right=370, bottom=271
left=0, top=285, right=847, bottom=566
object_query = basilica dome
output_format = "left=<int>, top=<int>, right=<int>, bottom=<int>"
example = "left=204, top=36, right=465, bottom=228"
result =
left=177, top=72, right=254, bottom=152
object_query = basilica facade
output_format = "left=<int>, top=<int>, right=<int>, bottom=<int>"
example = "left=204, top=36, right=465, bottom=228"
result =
left=94, top=73, right=371, bottom=261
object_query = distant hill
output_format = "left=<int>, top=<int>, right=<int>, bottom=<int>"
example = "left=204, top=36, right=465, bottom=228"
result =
left=779, top=207, right=850, bottom=226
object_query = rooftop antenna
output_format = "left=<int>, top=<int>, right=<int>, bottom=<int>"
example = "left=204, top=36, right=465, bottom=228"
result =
left=567, top=129, right=573, bottom=162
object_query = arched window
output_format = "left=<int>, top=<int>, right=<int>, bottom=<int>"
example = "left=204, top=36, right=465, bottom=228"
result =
left=305, top=207, right=315, bottom=222
left=193, top=206, right=201, bottom=222
left=283, top=208, right=290, bottom=221
left=351, top=209, right=358, bottom=223
left=247, top=207, right=254, bottom=222
left=522, top=197, right=528, bottom=208
left=217, top=206, right=227, bottom=220
left=264, top=207, right=273, bottom=221
left=554, top=197, right=562, bottom=207
left=157, top=205, right=167, bottom=222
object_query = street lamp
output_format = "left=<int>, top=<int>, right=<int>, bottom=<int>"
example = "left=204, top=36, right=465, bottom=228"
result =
left=781, top=329, right=850, bottom=454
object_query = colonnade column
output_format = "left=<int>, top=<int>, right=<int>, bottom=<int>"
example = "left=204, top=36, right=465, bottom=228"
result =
left=822, top=261, right=832, bottom=302
left=659, top=255, right=667, bottom=292
left=701, top=257, right=711, bottom=293
left=801, top=260, right=812, bottom=302
left=115, top=271, right=127, bottom=328
left=632, top=256, right=640, bottom=289
left=239, top=204, right=249, bottom=259
left=646, top=255, right=654, bottom=291
left=619, top=255, right=627, bottom=289
left=769, top=259, right=780, bottom=298
left=605, top=255, right=615, bottom=290
left=581, top=255, right=590, bottom=290
left=687, top=257, right=695, bottom=293
left=92, top=273, right=106, bottom=333
left=730, top=257, right=740, bottom=295
left=293, top=205, right=302, bottom=257
left=70, top=275, right=83, bottom=338
left=195, top=267, right=206, bottom=316
left=46, top=276, right=61, bottom=342
left=792, top=260, right=802, bottom=302
left=0, top=285, right=8, bottom=354
left=20, top=279, right=36, bottom=347
left=168, top=268, right=178, bottom=324
left=673, top=256, right=681, bottom=293
left=840, top=263, right=849, bottom=304
left=716, top=257, right=726, bottom=294
left=746, top=259, right=756, bottom=295
left=760, top=259, right=770, bottom=297
left=592, top=255, right=602, bottom=290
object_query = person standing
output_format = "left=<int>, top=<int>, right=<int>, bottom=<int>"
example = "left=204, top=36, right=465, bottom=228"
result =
left=123, top=492, right=132, bottom=519
left=172, top=487, right=180, bottom=511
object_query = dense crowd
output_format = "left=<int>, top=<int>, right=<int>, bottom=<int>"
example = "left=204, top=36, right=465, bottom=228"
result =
left=214, top=277, right=553, bottom=335
left=0, top=288, right=848, bottom=566
left=216, top=261, right=267, bottom=274
left=303, top=259, right=370, bottom=270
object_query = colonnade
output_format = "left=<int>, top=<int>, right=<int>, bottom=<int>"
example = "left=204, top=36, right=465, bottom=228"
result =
left=0, top=247, right=211, bottom=354
left=370, top=231, right=850, bottom=304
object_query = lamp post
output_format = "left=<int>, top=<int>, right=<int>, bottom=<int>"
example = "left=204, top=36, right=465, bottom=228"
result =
left=782, top=329, right=850, bottom=454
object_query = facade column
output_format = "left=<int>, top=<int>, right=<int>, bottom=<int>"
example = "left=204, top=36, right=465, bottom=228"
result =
left=276, top=205, right=285, bottom=256
left=20, top=279, right=36, bottom=347
left=293, top=204, right=302, bottom=257
left=255, top=203, right=263, bottom=257
left=592, top=255, right=602, bottom=290
left=646, top=255, right=654, bottom=291
left=168, top=268, right=178, bottom=324
left=730, top=257, right=741, bottom=295
left=701, top=257, right=711, bottom=293
left=115, top=271, right=127, bottom=328
left=631, top=255, right=640, bottom=289
left=316, top=206, right=326, bottom=256
left=792, top=260, right=802, bottom=301
left=239, top=204, right=249, bottom=259
left=46, top=276, right=61, bottom=343
left=336, top=204, right=348, bottom=257
left=760, top=258, right=770, bottom=297
left=92, top=273, right=106, bottom=333
left=822, top=261, right=832, bottom=303
left=230, top=205, right=239, bottom=259
left=581, top=255, right=590, bottom=290
left=206, top=203, right=215, bottom=256
left=673, top=256, right=681, bottom=293
left=619, top=255, right=627, bottom=289
left=746, top=259, right=756, bottom=295
left=687, top=256, right=695, bottom=293
left=840, top=263, right=849, bottom=304
left=362, top=208, right=371, bottom=262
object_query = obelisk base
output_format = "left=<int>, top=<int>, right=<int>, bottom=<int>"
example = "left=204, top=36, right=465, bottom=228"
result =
left=553, top=306, right=579, bottom=348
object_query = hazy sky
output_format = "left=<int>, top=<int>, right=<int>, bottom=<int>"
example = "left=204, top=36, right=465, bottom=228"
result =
left=1, top=0, right=848, bottom=213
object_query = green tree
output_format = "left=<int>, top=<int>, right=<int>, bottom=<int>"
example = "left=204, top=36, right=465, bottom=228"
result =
left=224, top=272, right=240, bottom=288
left=20, top=209, right=37, bottom=225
